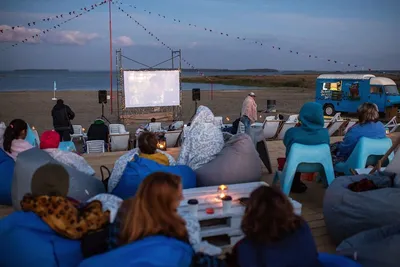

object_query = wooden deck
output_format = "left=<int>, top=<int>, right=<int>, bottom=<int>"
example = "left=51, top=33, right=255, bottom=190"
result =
left=1, top=132, right=398, bottom=252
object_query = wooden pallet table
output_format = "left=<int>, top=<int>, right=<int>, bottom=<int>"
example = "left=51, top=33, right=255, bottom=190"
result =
left=178, top=182, right=302, bottom=248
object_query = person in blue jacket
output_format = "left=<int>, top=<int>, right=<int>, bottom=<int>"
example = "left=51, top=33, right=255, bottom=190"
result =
left=0, top=163, right=110, bottom=267
left=283, top=102, right=330, bottom=193
left=331, top=102, right=386, bottom=164
left=226, top=185, right=322, bottom=267
left=79, top=172, right=194, bottom=267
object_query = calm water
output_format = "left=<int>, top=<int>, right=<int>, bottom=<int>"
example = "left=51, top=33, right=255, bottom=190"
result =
left=0, top=70, right=295, bottom=92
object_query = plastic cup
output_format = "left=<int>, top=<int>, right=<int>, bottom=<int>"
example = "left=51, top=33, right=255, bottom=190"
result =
left=188, top=199, right=199, bottom=216
left=221, top=195, right=232, bottom=213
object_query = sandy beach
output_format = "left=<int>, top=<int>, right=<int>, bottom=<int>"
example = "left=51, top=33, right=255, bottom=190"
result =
left=0, top=87, right=313, bottom=132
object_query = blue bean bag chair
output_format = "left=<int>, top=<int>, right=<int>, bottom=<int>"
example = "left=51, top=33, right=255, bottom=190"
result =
left=337, top=223, right=400, bottom=267
left=318, top=253, right=361, bottom=267
left=323, top=173, right=400, bottom=245
left=0, top=211, right=83, bottom=267
left=0, top=149, right=14, bottom=205
left=112, top=155, right=196, bottom=199
left=78, top=235, right=194, bottom=267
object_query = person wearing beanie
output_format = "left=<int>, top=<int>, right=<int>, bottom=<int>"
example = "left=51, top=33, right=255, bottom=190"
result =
left=40, top=130, right=95, bottom=176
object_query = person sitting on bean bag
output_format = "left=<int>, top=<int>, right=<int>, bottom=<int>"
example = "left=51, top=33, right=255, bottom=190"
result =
left=0, top=163, right=111, bottom=267
left=134, top=131, right=169, bottom=166
left=177, top=105, right=224, bottom=170
left=107, top=135, right=175, bottom=192
left=40, top=130, right=95, bottom=176
left=226, top=185, right=322, bottom=267
left=79, top=172, right=194, bottom=267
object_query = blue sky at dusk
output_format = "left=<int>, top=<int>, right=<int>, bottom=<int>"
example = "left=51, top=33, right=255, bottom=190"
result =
left=0, top=0, right=399, bottom=71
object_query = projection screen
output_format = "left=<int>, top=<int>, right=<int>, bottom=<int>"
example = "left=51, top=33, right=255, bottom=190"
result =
left=123, top=70, right=180, bottom=108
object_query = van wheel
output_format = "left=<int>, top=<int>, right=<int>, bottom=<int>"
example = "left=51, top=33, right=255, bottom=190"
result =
left=323, top=104, right=335, bottom=116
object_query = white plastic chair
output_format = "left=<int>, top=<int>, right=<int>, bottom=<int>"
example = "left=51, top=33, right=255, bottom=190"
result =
left=213, top=116, right=223, bottom=128
left=237, top=122, right=245, bottom=134
left=86, top=140, right=105, bottom=154
left=263, top=119, right=282, bottom=139
left=109, top=124, right=122, bottom=134
left=148, top=122, right=162, bottom=132
left=384, top=116, right=400, bottom=133
left=109, top=124, right=130, bottom=152
left=70, top=125, right=84, bottom=142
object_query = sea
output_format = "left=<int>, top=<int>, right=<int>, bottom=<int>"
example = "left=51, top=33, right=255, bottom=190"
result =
left=0, top=70, right=301, bottom=92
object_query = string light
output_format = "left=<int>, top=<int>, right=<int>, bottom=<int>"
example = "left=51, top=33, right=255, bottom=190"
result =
left=0, top=0, right=108, bottom=52
left=117, top=1, right=372, bottom=71
left=114, top=3, right=214, bottom=80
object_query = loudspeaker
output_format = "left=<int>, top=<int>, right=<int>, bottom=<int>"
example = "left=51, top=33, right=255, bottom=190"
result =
left=192, top=88, right=200, bottom=101
left=98, top=90, right=107, bottom=104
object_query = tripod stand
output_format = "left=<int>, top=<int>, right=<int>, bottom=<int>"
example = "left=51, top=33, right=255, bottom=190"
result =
left=100, top=102, right=111, bottom=124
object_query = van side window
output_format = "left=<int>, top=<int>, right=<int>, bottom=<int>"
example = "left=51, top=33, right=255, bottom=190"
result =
left=323, top=82, right=331, bottom=90
left=370, top=86, right=382, bottom=94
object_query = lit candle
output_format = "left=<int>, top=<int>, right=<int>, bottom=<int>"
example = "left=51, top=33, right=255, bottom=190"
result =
left=226, top=117, right=230, bottom=122
left=217, top=185, right=228, bottom=199
left=82, top=128, right=85, bottom=132
left=31, top=126, right=35, bottom=130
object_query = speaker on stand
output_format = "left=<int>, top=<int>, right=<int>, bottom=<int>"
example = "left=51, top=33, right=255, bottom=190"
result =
left=98, top=90, right=110, bottom=124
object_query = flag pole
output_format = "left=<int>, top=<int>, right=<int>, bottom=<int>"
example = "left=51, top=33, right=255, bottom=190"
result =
left=108, top=0, right=113, bottom=114
left=52, top=81, right=57, bottom=100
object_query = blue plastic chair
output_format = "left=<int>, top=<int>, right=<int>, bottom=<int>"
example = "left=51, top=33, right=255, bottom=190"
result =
left=273, top=143, right=335, bottom=195
left=318, top=253, right=362, bottom=267
left=58, top=141, right=77, bottom=152
left=334, top=137, right=393, bottom=175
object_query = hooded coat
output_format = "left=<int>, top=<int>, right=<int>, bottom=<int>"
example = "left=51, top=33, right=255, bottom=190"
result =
left=52, top=102, right=75, bottom=131
left=283, top=102, right=330, bottom=156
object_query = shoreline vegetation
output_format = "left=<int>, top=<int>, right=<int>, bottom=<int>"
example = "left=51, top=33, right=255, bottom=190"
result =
left=182, top=73, right=400, bottom=89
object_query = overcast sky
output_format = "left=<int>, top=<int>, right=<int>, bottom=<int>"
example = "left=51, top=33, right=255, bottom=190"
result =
left=0, top=0, right=399, bottom=71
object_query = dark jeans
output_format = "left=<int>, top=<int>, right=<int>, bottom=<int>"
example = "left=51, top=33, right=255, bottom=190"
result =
left=56, top=130, right=71, bottom=142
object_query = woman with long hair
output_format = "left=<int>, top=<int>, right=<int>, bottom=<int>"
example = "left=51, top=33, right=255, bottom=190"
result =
left=2, top=119, right=33, bottom=160
left=117, top=172, right=188, bottom=246
left=226, top=185, right=321, bottom=267
left=79, top=172, right=194, bottom=267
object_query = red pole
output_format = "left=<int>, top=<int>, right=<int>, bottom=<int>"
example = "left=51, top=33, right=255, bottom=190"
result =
left=108, top=0, right=113, bottom=114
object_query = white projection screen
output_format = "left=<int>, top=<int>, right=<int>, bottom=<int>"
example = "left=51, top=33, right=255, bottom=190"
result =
left=123, top=70, right=180, bottom=108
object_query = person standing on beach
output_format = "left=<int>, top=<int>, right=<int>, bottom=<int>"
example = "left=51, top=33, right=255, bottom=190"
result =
left=51, top=99, right=75, bottom=142
left=240, top=92, right=257, bottom=134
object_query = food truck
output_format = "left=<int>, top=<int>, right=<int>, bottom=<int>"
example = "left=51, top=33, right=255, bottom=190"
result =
left=315, top=74, right=400, bottom=118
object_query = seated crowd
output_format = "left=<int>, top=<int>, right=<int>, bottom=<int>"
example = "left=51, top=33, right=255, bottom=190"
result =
left=0, top=101, right=389, bottom=266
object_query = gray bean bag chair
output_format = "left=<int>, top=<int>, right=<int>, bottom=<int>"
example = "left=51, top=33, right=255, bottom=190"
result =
left=195, top=133, right=261, bottom=187
left=337, top=223, right=400, bottom=267
left=323, top=173, right=400, bottom=245
left=12, top=148, right=105, bottom=210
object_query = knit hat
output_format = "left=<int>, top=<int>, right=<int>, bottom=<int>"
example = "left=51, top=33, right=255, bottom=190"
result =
left=31, top=163, right=70, bottom=197
left=40, top=130, right=60, bottom=149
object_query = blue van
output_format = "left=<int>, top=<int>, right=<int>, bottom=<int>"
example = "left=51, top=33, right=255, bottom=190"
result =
left=315, top=74, right=400, bottom=116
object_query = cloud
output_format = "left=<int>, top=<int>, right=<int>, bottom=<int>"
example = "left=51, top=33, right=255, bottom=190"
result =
left=0, top=25, right=100, bottom=45
left=188, top=41, right=198, bottom=48
left=113, top=35, right=134, bottom=47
